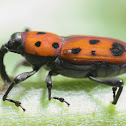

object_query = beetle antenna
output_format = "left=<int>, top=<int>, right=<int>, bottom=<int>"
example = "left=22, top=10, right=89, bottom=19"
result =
left=24, top=28, right=30, bottom=32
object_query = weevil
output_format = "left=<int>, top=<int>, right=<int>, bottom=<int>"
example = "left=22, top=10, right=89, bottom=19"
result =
left=0, top=29, right=124, bottom=111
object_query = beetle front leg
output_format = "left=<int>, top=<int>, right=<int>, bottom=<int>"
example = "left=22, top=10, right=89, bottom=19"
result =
left=89, top=76, right=124, bottom=105
left=45, top=71, right=70, bottom=106
left=3, top=68, right=39, bottom=111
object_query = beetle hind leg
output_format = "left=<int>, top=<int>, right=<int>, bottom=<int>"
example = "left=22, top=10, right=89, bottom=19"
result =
left=46, top=71, right=70, bottom=106
left=112, top=86, right=123, bottom=104
left=89, top=76, right=124, bottom=105
left=112, top=87, right=117, bottom=101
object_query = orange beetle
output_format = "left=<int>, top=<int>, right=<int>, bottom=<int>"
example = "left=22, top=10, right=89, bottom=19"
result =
left=0, top=29, right=125, bottom=111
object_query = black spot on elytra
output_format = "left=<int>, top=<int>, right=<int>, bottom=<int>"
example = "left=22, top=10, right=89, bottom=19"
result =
left=89, top=40, right=100, bottom=44
left=72, top=48, right=81, bottom=54
left=110, top=42, right=125, bottom=56
left=52, top=43, right=59, bottom=49
left=37, top=32, right=46, bottom=35
left=91, top=51, right=96, bottom=56
left=35, top=41, right=41, bottom=47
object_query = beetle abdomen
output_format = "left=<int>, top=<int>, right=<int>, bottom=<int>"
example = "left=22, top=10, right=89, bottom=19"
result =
left=60, top=36, right=126, bottom=64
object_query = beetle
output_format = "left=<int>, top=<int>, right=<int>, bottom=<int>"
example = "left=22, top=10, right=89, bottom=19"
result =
left=0, top=29, right=125, bottom=111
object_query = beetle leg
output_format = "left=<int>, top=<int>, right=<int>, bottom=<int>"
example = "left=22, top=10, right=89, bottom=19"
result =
left=112, top=87, right=117, bottom=100
left=53, top=97, right=70, bottom=106
left=45, top=71, right=70, bottom=106
left=2, top=67, right=39, bottom=111
left=45, top=71, right=52, bottom=100
left=89, top=76, right=124, bottom=105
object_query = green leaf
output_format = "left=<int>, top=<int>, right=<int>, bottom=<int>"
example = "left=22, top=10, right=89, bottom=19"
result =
left=1, top=53, right=126, bottom=125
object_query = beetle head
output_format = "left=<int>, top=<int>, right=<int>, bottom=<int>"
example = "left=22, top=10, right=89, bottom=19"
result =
left=6, top=32, right=24, bottom=54
left=0, top=32, right=25, bottom=83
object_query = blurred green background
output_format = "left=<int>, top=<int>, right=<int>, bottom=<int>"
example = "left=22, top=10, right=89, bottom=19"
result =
left=1, top=0, right=126, bottom=125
